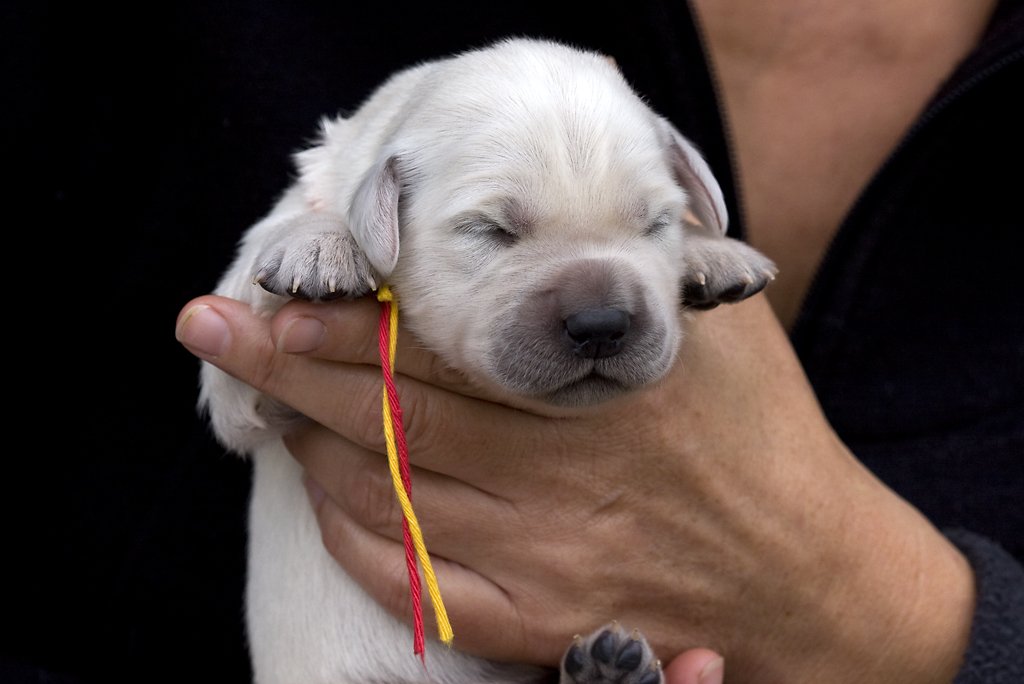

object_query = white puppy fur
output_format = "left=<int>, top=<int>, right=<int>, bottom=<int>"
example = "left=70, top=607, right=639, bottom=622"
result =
left=200, top=38, right=775, bottom=684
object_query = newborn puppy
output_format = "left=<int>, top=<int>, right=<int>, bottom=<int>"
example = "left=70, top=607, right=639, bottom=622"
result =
left=201, top=38, right=775, bottom=684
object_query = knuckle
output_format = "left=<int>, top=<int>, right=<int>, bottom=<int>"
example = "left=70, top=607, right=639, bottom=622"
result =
left=246, top=342, right=286, bottom=397
left=316, top=502, right=349, bottom=563
left=398, top=388, right=447, bottom=457
left=379, top=559, right=414, bottom=620
left=349, top=389, right=387, bottom=451
left=348, top=460, right=400, bottom=534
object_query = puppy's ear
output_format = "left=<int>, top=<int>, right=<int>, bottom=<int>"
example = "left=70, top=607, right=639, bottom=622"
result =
left=349, top=155, right=401, bottom=277
left=658, top=118, right=729, bottom=236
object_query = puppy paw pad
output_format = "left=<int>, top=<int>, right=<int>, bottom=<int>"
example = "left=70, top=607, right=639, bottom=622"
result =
left=560, top=623, right=663, bottom=684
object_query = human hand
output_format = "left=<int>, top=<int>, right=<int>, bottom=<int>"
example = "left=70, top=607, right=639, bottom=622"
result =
left=664, top=649, right=723, bottom=684
left=176, top=293, right=974, bottom=683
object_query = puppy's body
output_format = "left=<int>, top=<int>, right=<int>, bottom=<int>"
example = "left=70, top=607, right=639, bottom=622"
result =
left=201, top=39, right=774, bottom=684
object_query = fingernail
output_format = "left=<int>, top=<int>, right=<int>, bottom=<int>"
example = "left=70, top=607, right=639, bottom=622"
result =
left=303, top=475, right=326, bottom=509
left=276, top=316, right=327, bottom=354
left=699, top=657, right=724, bottom=684
left=176, top=305, right=230, bottom=357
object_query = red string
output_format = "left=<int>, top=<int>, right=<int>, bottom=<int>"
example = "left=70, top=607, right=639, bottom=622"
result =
left=378, top=298, right=426, bottom=660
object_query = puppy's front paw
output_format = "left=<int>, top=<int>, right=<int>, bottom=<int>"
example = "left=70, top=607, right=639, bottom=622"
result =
left=560, top=623, right=663, bottom=684
left=681, top=234, right=777, bottom=310
left=253, top=213, right=377, bottom=301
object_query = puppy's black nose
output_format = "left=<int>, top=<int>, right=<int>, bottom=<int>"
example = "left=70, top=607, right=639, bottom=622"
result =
left=564, top=308, right=630, bottom=359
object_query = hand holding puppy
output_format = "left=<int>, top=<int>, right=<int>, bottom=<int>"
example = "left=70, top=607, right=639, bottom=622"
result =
left=178, top=291, right=974, bottom=684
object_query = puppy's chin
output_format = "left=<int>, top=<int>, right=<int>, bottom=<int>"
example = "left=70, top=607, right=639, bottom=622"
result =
left=535, top=373, right=633, bottom=408
left=477, top=336, right=679, bottom=413
left=483, top=364, right=671, bottom=414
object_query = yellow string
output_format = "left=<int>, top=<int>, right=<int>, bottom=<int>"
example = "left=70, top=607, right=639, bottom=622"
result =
left=377, top=285, right=454, bottom=647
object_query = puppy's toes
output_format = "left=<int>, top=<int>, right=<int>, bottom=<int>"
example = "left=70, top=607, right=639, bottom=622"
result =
left=681, top=235, right=777, bottom=310
left=560, top=623, right=663, bottom=684
left=254, top=231, right=376, bottom=302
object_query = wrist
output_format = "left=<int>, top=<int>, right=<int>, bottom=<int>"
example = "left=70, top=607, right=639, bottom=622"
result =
left=850, top=486, right=974, bottom=683
left=753, top=445, right=975, bottom=684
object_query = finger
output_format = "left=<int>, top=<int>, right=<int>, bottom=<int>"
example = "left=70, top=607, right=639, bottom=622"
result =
left=286, top=423, right=519, bottom=561
left=177, top=295, right=555, bottom=489
left=288, top=426, right=404, bottom=539
left=269, top=297, right=495, bottom=400
left=663, top=649, right=724, bottom=684
left=177, top=294, right=387, bottom=446
left=302, top=476, right=541, bottom=664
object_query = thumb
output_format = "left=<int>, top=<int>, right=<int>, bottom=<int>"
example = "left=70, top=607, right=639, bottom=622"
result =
left=663, top=648, right=724, bottom=684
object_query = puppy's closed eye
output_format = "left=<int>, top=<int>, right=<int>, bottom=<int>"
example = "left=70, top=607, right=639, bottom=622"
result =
left=454, top=215, right=520, bottom=246
left=644, top=211, right=677, bottom=238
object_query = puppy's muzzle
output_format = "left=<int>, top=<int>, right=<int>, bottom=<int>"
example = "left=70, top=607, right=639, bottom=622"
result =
left=484, top=256, right=672, bottom=405
left=564, top=308, right=631, bottom=359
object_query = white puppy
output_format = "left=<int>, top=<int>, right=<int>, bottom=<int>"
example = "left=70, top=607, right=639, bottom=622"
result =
left=201, top=38, right=775, bottom=684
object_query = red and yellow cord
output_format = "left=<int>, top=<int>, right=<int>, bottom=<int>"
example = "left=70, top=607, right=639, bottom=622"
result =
left=377, top=285, right=454, bottom=659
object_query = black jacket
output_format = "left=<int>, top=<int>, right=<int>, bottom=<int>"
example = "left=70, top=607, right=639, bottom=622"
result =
left=9, top=0, right=1021, bottom=682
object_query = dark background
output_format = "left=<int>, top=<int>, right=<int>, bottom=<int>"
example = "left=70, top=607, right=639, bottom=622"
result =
left=6, top=3, right=728, bottom=682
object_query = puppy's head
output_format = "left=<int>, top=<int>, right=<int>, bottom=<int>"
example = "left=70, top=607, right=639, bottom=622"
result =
left=349, top=40, right=727, bottom=407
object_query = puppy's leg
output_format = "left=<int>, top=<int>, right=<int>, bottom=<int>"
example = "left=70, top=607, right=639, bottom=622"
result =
left=252, top=211, right=377, bottom=302
left=560, top=623, right=663, bottom=684
left=199, top=184, right=378, bottom=452
left=680, top=228, right=778, bottom=310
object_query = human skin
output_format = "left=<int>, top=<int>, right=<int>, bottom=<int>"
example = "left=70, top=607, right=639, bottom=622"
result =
left=176, top=293, right=973, bottom=683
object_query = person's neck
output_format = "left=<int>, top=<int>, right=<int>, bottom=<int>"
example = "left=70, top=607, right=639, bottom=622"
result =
left=691, top=0, right=997, bottom=75
left=688, top=0, right=999, bottom=329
